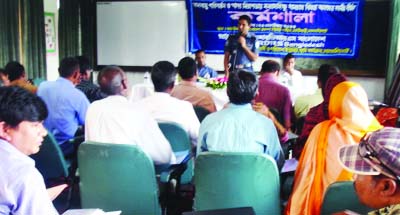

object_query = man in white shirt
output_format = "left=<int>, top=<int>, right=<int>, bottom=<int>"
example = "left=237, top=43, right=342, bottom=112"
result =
left=134, top=61, right=200, bottom=147
left=278, top=53, right=303, bottom=102
left=85, top=66, right=175, bottom=165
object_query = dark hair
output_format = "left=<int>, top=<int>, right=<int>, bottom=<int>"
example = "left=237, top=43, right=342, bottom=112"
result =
left=58, top=57, right=80, bottom=78
left=76, top=56, right=91, bottom=75
left=151, top=61, right=176, bottom=92
left=0, top=68, right=6, bottom=75
left=260, top=60, right=281, bottom=74
left=178, top=57, right=197, bottom=80
left=227, top=70, right=258, bottom=104
left=195, top=49, right=205, bottom=55
left=283, top=53, right=295, bottom=65
left=0, top=86, right=48, bottom=127
left=318, top=64, right=340, bottom=88
left=97, top=66, right=124, bottom=96
left=239, top=15, right=252, bottom=25
left=5, top=61, right=25, bottom=82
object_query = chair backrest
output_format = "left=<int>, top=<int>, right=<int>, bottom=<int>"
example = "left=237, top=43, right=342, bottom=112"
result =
left=158, top=122, right=191, bottom=152
left=33, top=77, right=46, bottom=86
left=320, top=181, right=373, bottom=215
left=78, top=141, right=161, bottom=215
left=193, top=105, right=211, bottom=123
left=158, top=122, right=193, bottom=184
left=30, top=132, right=69, bottom=180
left=194, top=152, right=281, bottom=215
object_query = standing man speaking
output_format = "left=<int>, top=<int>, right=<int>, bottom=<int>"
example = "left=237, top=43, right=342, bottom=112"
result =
left=224, top=15, right=259, bottom=77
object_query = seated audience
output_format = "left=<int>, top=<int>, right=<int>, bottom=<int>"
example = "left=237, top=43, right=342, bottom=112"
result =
left=0, top=86, right=60, bottom=214
left=85, top=66, right=175, bottom=164
left=338, top=127, right=400, bottom=214
left=278, top=53, right=304, bottom=101
left=293, top=72, right=346, bottom=159
left=0, top=68, right=10, bottom=86
left=38, top=57, right=90, bottom=156
left=75, top=56, right=106, bottom=103
left=255, top=60, right=292, bottom=129
left=197, top=70, right=284, bottom=169
left=5, top=61, right=37, bottom=93
left=134, top=61, right=200, bottom=147
left=293, top=64, right=338, bottom=119
left=171, top=56, right=216, bottom=113
left=195, top=49, right=218, bottom=79
left=285, top=81, right=382, bottom=215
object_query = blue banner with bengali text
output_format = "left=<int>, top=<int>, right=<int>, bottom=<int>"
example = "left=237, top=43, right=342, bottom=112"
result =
left=187, top=0, right=364, bottom=58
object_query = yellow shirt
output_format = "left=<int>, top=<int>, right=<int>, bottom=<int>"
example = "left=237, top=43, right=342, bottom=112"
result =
left=294, top=88, right=323, bottom=119
left=10, top=79, right=38, bottom=94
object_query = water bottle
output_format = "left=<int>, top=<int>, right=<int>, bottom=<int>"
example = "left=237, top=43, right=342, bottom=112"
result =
left=143, top=71, right=150, bottom=84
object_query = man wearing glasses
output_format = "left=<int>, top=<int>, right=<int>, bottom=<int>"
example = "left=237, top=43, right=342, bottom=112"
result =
left=338, top=127, right=400, bottom=214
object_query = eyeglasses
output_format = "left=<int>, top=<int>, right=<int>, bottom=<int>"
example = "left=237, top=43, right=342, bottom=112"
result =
left=358, top=135, right=400, bottom=181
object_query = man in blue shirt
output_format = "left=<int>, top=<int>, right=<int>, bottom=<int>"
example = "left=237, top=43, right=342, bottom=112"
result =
left=195, top=49, right=218, bottom=79
left=197, top=70, right=284, bottom=169
left=38, top=57, right=90, bottom=156
left=224, top=15, right=259, bottom=77
left=0, top=87, right=60, bottom=214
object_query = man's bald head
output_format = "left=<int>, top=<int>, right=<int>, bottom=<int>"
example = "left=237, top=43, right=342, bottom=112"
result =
left=97, top=66, right=127, bottom=96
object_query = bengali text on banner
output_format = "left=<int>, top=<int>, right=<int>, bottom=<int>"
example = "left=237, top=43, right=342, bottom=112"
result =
left=187, top=0, right=364, bottom=58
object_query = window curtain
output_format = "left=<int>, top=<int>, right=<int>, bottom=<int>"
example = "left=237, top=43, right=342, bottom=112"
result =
left=0, top=0, right=21, bottom=67
left=80, top=0, right=95, bottom=67
left=0, top=0, right=46, bottom=79
left=21, top=0, right=47, bottom=79
left=385, top=0, right=400, bottom=103
left=58, top=0, right=81, bottom=61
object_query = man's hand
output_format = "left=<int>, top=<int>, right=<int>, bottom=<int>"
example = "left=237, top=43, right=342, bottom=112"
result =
left=252, top=102, right=275, bottom=120
left=253, top=102, right=287, bottom=138
left=47, top=184, right=68, bottom=200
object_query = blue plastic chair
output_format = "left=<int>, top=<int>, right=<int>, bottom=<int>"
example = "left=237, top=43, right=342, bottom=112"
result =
left=30, top=132, right=74, bottom=208
left=78, top=141, right=162, bottom=215
left=194, top=152, right=281, bottom=215
left=158, top=122, right=193, bottom=184
left=320, top=181, right=373, bottom=215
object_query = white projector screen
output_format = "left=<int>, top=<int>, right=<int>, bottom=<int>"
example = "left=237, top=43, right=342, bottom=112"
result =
left=96, top=1, right=187, bottom=67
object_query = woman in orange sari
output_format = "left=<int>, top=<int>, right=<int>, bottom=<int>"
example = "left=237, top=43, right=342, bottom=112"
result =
left=285, top=79, right=382, bottom=215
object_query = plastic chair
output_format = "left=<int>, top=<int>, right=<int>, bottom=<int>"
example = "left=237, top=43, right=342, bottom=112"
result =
left=320, top=181, right=373, bottom=215
left=78, top=141, right=162, bottom=215
left=158, top=122, right=193, bottom=184
left=194, top=152, right=281, bottom=215
left=32, top=77, right=46, bottom=86
left=30, top=132, right=74, bottom=207
left=193, top=106, right=211, bottom=123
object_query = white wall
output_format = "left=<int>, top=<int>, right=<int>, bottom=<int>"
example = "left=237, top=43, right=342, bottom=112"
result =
left=44, top=0, right=59, bottom=81
left=302, top=75, right=385, bottom=102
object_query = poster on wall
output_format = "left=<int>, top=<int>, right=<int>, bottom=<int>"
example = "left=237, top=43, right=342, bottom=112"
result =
left=187, top=0, right=364, bottom=58
left=44, top=12, right=56, bottom=53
